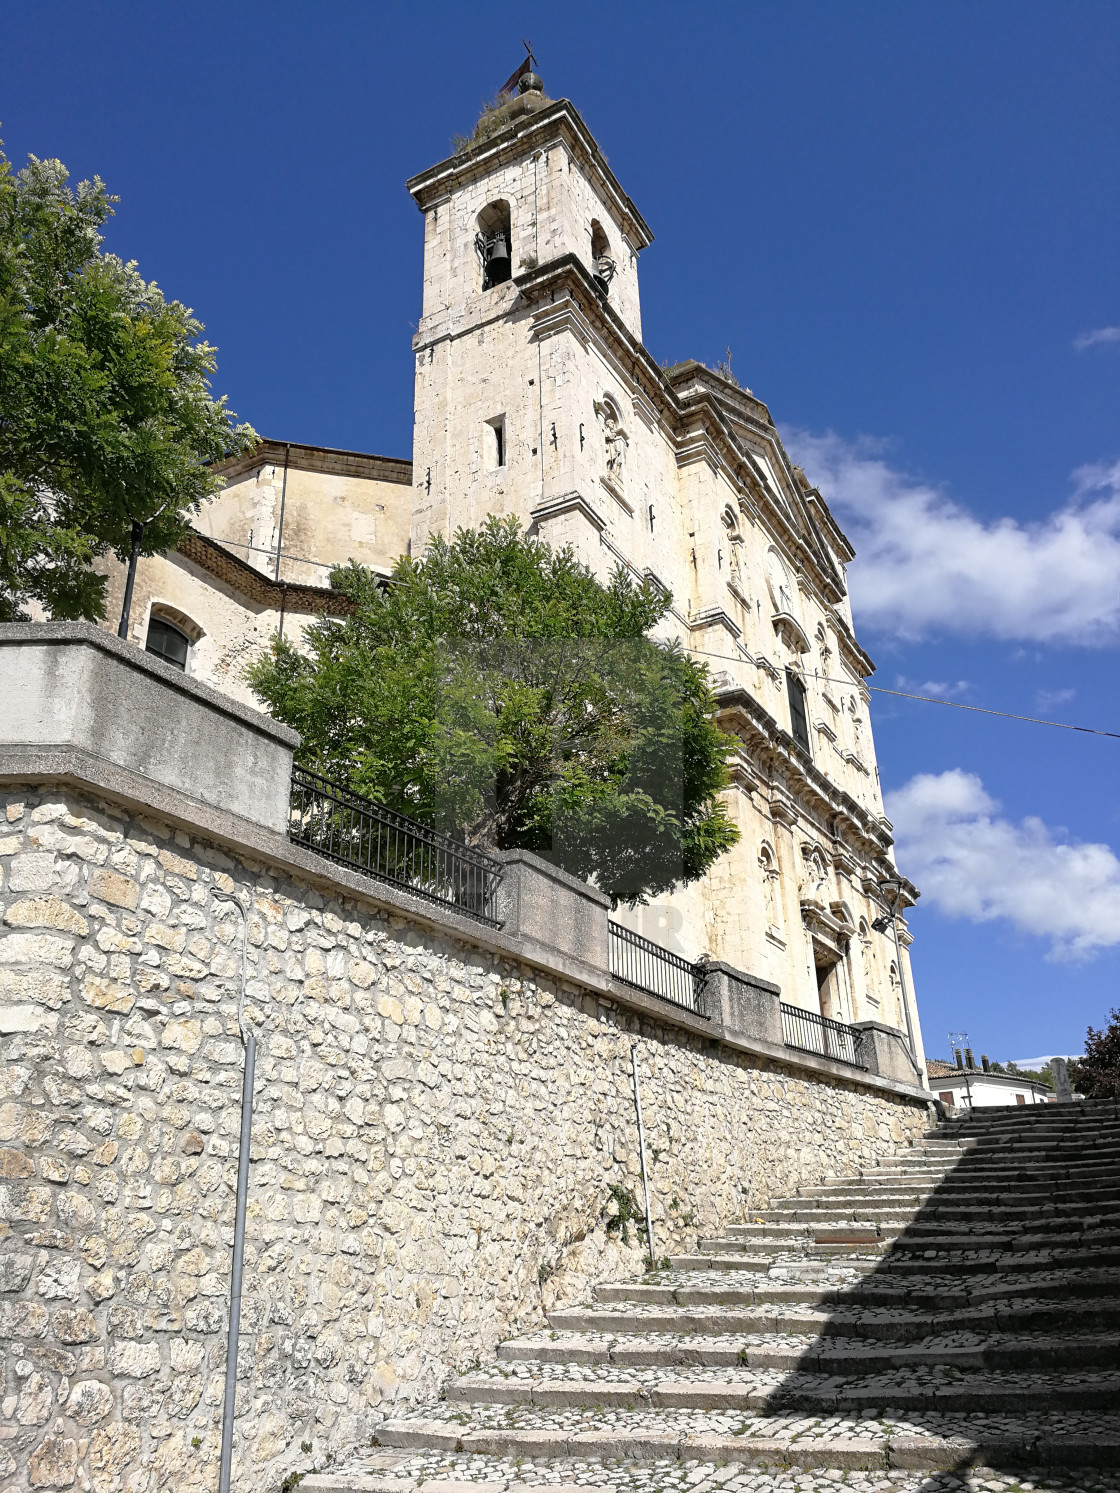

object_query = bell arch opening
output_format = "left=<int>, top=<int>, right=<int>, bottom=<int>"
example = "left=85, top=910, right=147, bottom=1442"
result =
left=475, top=200, right=512, bottom=290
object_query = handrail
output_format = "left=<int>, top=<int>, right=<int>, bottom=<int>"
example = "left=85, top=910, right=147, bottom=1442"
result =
left=288, top=766, right=503, bottom=926
left=780, top=1001, right=867, bottom=1069
left=608, top=920, right=707, bottom=1016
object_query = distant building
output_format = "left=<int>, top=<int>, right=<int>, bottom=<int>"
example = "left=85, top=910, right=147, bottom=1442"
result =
left=927, top=1058, right=1053, bottom=1109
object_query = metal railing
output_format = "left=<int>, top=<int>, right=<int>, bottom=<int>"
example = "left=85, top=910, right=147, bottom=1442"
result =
left=288, top=766, right=503, bottom=926
left=780, top=1001, right=866, bottom=1068
left=608, top=920, right=706, bottom=1016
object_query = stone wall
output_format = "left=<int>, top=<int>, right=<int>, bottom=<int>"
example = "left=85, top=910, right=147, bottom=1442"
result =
left=0, top=783, right=930, bottom=1493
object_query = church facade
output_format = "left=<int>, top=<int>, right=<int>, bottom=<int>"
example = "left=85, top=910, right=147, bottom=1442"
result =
left=95, top=74, right=926, bottom=1075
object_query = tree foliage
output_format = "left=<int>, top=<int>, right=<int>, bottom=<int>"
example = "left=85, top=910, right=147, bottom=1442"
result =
left=0, top=142, right=255, bottom=621
left=249, top=517, right=740, bottom=905
left=1070, top=1006, right=1120, bottom=1100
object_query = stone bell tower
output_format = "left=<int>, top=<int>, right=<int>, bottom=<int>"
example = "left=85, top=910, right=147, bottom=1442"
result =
left=405, top=72, right=655, bottom=574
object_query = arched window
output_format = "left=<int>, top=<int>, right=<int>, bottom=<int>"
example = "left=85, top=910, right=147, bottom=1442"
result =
left=475, top=201, right=512, bottom=290
left=591, top=219, right=616, bottom=294
left=145, top=605, right=202, bottom=672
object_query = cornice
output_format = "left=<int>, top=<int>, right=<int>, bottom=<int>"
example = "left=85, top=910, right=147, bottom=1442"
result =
left=175, top=533, right=355, bottom=617
left=212, top=439, right=412, bottom=487
left=713, top=685, right=910, bottom=882
left=515, top=257, right=850, bottom=614
left=406, top=98, right=654, bottom=252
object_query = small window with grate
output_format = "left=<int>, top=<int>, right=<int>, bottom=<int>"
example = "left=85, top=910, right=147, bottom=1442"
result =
left=786, top=668, right=810, bottom=754
left=146, top=616, right=190, bottom=671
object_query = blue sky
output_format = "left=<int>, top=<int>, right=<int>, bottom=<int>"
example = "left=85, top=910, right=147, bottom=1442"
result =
left=4, top=1, right=1119, bottom=1062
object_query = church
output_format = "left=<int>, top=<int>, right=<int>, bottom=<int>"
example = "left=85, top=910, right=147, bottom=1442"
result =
left=93, top=69, right=927, bottom=1078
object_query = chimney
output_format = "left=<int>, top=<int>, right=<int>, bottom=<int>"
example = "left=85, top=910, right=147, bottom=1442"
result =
left=954, top=1049, right=965, bottom=1070
left=981, top=1054, right=991, bottom=1073
left=965, top=1047, right=976, bottom=1070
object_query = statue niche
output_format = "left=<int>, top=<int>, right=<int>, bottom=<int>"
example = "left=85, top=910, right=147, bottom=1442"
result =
left=594, top=397, right=627, bottom=500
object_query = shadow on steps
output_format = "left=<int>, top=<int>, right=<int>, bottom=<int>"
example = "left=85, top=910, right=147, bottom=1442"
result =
left=755, top=1097, right=1120, bottom=1489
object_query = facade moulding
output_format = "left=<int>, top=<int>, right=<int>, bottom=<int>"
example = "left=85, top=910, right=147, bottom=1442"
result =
left=717, top=686, right=916, bottom=897
left=174, top=532, right=357, bottom=616
left=807, top=491, right=857, bottom=564
left=830, top=617, right=877, bottom=682
left=514, top=257, right=852, bottom=613
left=413, top=286, right=522, bottom=355
left=527, top=297, right=595, bottom=350
left=529, top=490, right=607, bottom=535
left=688, top=605, right=742, bottom=641
left=212, top=438, right=412, bottom=487
left=407, top=98, right=654, bottom=253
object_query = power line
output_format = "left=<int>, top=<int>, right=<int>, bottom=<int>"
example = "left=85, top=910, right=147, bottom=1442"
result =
left=683, top=645, right=1120, bottom=742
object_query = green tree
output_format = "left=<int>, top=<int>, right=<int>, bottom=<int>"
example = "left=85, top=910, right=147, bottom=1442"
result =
left=249, top=517, right=740, bottom=905
left=1070, top=1007, right=1120, bottom=1099
left=0, top=143, right=255, bottom=625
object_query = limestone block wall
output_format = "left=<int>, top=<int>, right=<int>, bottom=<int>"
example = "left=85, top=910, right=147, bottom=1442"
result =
left=0, top=784, right=929, bottom=1493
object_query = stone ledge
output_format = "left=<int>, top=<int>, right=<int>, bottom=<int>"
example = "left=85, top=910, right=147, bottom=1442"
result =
left=0, top=741, right=933, bottom=1108
left=0, top=620, right=299, bottom=745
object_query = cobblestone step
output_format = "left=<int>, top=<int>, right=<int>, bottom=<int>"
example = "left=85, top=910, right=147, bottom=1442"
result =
left=593, top=1266, right=1120, bottom=1310
left=302, top=1451, right=1120, bottom=1493
left=887, top=1227, right=1120, bottom=1253
left=443, top=1361, right=1120, bottom=1413
left=497, top=1328, right=1120, bottom=1374
left=880, top=1240, right=1120, bottom=1266
left=798, top=1180, right=1120, bottom=1204
left=699, top=1235, right=894, bottom=1257
left=370, top=1402, right=1120, bottom=1472
left=762, top=1198, right=1120, bottom=1222
left=726, top=1220, right=908, bottom=1236
left=546, top=1296, right=1120, bottom=1343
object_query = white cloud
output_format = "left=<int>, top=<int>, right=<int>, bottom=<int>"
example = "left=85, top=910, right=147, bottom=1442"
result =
left=1035, top=687, right=1076, bottom=714
left=788, top=431, right=1120, bottom=646
left=895, top=676, right=971, bottom=699
left=1074, top=326, right=1120, bottom=351
left=886, top=769, right=1120, bottom=960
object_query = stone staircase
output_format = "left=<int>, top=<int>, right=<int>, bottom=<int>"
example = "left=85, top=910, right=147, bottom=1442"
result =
left=306, top=1100, right=1120, bottom=1493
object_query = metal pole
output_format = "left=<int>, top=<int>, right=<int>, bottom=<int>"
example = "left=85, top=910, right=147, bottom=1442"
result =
left=274, top=443, right=291, bottom=581
left=212, top=889, right=252, bottom=1493
left=630, top=1046, right=655, bottom=1265
left=117, top=520, right=144, bottom=639
left=218, top=1029, right=255, bottom=1493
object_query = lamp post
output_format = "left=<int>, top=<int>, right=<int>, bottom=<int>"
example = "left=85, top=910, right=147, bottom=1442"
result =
left=872, top=878, right=918, bottom=1068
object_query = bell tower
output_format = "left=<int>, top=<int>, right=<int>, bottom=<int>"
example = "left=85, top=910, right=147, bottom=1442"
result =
left=405, top=72, right=654, bottom=571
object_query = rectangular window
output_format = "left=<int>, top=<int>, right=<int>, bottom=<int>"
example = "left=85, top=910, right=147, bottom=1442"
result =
left=1016, top=1093, right=1025, bottom=1105
left=786, top=669, right=811, bottom=755
left=485, top=416, right=506, bottom=470
left=939, top=1092, right=955, bottom=1108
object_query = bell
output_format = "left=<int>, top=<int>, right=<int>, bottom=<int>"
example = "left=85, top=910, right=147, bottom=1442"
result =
left=487, top=233, right=511, bottom=283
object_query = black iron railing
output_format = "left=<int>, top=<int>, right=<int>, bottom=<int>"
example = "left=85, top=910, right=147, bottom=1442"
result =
left=288, top=766, right=503, bottom=926
left=608, top=920, right=707, bottom=1016
left=780, top=1001, right=866, bottom=1068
